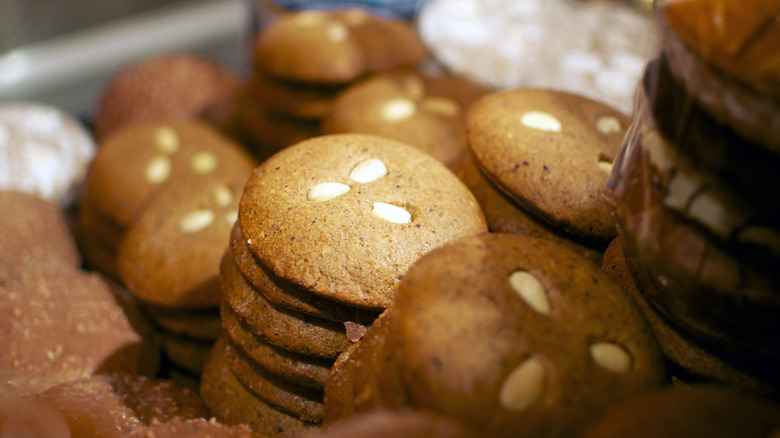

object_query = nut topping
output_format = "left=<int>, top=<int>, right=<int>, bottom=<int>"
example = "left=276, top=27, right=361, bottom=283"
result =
left=349, top=158, right=388, bottom=183
left=499, top=356, right=546, bottom=410
left=189, top=151, right=218, bottom=174
left=520, top=111, right=562, bottom=132
left=381, top=98, right=417, bottom=122
left=145, top=155, right=171, bottom=184
left=508, top=270, right=550, bottom=315
left=153, top=126, right=179, bottom=154
left=212, top=184, right=234, bottom=207
left=308, top=182, right=351, bottom=202
left=372, top=202, right=411, bottom=224
left=422, top=97, right=460, bottom=117
left=179, top=209, right=215, bottom=234
left=590, top=342, right=631, bottom=373
left=595, top=115, right=622, bottom=135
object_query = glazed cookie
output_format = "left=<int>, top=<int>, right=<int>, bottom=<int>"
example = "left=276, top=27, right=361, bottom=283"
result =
left=0, top=266, right=147, bottom=395
left=0, top=190, right=81, bottom=270
left=252, top=9, right=426, bottom=85
left=84, top=120, right=256, bottom=233
left=239, top=133, right=487, bottom=309
left=454, top=155, right=604, bottom=266
left=579, top=384, right=780, bottom=438
left=93, top=53, right=240, bottom=141
left=601, top=237, right=779, bottom=397
left=117, top=173, right=248, bottom=308
left=467, top=88, right=628, bottom=242
left=221, top=304, right=332, bottom=391
left=229, top=223, right=376, bottom=322
left=0, top=102, right=96, bottom=206
left=390, top=233, right=666, bottom=437
left=222, top=336, right=324, bottom=422
left=322, top=71, right=488, bottom=169
left=200, top=336, right=319, bottom=437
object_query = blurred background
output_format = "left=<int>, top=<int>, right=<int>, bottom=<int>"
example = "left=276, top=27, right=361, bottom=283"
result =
left=0, top=0, right=249, bottom=117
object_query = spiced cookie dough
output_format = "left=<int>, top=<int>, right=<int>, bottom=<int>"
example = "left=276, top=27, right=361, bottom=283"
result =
left=238, top=133, right=486, bottom=309
left=390, top=233, right=666, bottom=437
left=467, top=88, right=628, bottom=243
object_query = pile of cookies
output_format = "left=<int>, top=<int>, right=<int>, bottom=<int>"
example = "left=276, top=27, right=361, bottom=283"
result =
left=79, top=119, right=257, bottom=388
left=608, top=0, right=780, bottom=395
left=230, top=8, right=428, bottom=161
left=201, top=133, right=487, bottom=435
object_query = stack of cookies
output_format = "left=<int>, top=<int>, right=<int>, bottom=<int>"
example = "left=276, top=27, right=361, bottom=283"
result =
left=231, top=8, right=427, bottom=161
left=201, top=133, right=487, bottom=436
left=79, top=120, right=257, bottom=388
left=321, top=70, right=488, bottom=171
left=609, top=1, right=780, bottom=395
left=457, top=88, right=631, bottom=266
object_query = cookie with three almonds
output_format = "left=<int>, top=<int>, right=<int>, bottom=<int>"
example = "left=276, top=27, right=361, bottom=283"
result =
left=238, top=133, right=487, bottom=310
left=253, top=9, right=426, bottom=85
left=467, top=88, right=629, bottom=242
left=390, top=233, right=666, bottom=437
left=322, top=71, right=488, bottom=169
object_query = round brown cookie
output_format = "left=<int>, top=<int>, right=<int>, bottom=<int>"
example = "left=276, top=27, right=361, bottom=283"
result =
left=229, top=222, right=377, bottom=322
left=159, top=332, right=214, bottom=376
left=321, top=71, right=488, bottom=169
left=601, top=237, right=780, bottom=397
left=36, top=372, right=209, bottom=437
left=145, top=305, right=222, bottom=341
left=466, top=88, right=628, bottom=242
left=323, top=310, right=407, bottom=425
left=303, top=408, right=478, bottom=438
left=144, top=417, right=257, bottom=438
left=83, top=119, right=256, bottom=234
left=0, top=266, right=148, bottom=395
left=454, top=155, right=604, bottom=266
left=391, top=233, right=667, bottom=438
left=579, top=384, right=780, bottom=438
left=0, top=101, right=96, bottom=206
left=200, top=336, right=319, bottom=436
left=77, top=191, right=125, bottom=260
left=220, top=277, right=352, bottom=360
left=222, top=336, right=324, bottom=423
left=0, top=190, right=81, bottom=270
left=661, top=1, right=780, bottom=151
left=93, top=52, right=240, bottom=141
left=221, top=301, right=333, bottom=391
left=252, top=9, right=426, bottom=85
left=610, top=107, right=780, bottom=362
left=117, top=173, right=248, bottom=308
left=239, top=133, right=487, bottom=309
left=249, top=74, right=343, bottom=120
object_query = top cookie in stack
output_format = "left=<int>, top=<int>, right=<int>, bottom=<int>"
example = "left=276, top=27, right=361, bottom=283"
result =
left=232, top=9, right=428, bottom=160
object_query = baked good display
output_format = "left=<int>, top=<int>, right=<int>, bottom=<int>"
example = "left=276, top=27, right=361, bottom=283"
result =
left=92, top=52, right=240, bottom=141
left=326, top=232, right=666, bottom=437
left=0, top=102, right=96, bottom=207
left=609, top=0, right=780, bottom=383
left=5, top=1, right=780, bottom=435
left=321, top=70, right=488, bottom=170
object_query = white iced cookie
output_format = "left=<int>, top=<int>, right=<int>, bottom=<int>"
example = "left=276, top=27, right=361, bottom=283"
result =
left=0, top=102, right=96, bottom=206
